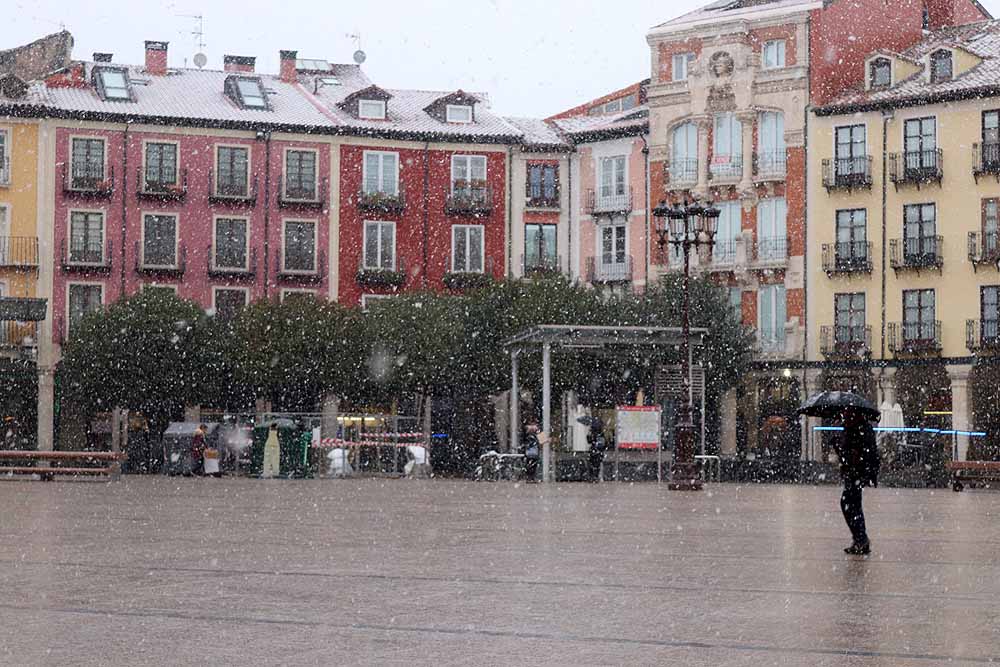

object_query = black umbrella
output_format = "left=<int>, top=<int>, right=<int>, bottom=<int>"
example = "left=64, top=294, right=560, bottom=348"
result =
left=797, top=391, right=880, bottom=420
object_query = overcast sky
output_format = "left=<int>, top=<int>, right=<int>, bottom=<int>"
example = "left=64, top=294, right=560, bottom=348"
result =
left=5, top=0, right=1000, bottom=119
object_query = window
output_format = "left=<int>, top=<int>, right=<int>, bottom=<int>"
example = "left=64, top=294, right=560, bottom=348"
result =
left=903, top=117, right=937, bottom=171
left=903, top=289, right=936, bottom=342
left=672, top=53, right=695, bottom=81
left=527, top=164, right=558, bottom=206
left=929, top=50, right=953, bottom=83
left=361, top=294, right=394, bottom=311
left=524, top=224, right=557, bottom=271
left=762, top=40, right=786, bottom=69
left=283, top=220, right=316, bottom=272
left=982, top=286, right=999, bottom=343
left=451, top=155, right=487, bottom=199
left=758, top=285, right=787, bottom=352
left=96, top=68, right=130, bottom=101
left=69, top=211, right=104, bottom=264
left=903, top=203, right=937, bottom=261
left=836, top=209, right=868, bottom=267
left=729, top=288, right=743, bottom=321
left=363, top=221, right=396, bottom=270
left=452, top=225, right=484, bottom=272
left=216, top=146, right=249, bottom=197
left=984, top=199, right=999, bottom=256
left=756, top=197, right=787, bottom=261
left=285, top=150, right=318, bottom=200
left=712, top=112, right=742, bottom=178
left=144, top=142, right=178, bottom=189
left=0, top=205, right=7, bottom=264
left=834, top=293, right=866, bottom=346
left=599, top=223, right=627, bottom=270
left=70, top=138, right=105, bottom=188
left=0, top=129, right=8, bottom=184
left=603, top=99, right=621, bottom=114
left=282, top=289, right=315, bottom=303
left=214, top=288, right=248, bottom=322
left=142, top=214, right=178, bottom=268
left=834, top=124, right=867, bottom=177
left=363, top=151, right=399, bottom=195
left=757, top=111, right=786, bottom=176
left=235, top=78, right=267, bottom=109
left=68, top=284, right=103, bottom=332
left=671, top=123, right=699, bottom=183
left=143, top=284, right=177, bottom=297
left=870, top=58, right=892, bottom=89
left=446, top=105, right=474, bottom=123
left=359, top=99, right=386, bottom=120
left=713, top=201, right=740, bottom=263
left=982, top=111, right=1000, bottom=171
left=621, top=95, right=637, bottom=111
left=214, top=217, right=248, bottom=270
left=598, top=156, right=627, bottom=201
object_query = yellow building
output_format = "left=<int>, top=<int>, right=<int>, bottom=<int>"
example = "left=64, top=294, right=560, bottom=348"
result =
left=0, top=119, right=41, bottom=343
left=807, top=20, right=1000, bottom=461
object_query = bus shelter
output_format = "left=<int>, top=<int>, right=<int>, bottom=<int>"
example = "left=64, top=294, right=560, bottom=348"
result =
left=506, top=325, right=707, bottom=483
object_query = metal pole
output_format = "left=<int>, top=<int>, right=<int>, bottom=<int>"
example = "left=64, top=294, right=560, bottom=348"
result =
left=510, top=351, right=519, bottom=454
left=542, top=342, right=552, bottom=483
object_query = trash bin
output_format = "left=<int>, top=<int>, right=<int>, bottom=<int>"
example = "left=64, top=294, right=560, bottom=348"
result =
left=251, top=419, right=301, bottom=478
left=163, top=422, right=220, bottom=476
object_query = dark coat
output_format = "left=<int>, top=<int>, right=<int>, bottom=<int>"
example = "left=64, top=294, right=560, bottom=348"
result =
left=837, top=420, right=880, bottom=487
left=522, top=432, right=540, bottom=459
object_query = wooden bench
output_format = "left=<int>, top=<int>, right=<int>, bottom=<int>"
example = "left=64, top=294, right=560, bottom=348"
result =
left=946, top=461, right=1000, bottom=492
left=0, top=451, right=124, bottom=481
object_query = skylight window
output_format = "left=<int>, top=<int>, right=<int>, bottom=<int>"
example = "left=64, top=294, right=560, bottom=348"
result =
left=358, top=99, right=387, bottom=120
left=446, top=104, right=473, bottom=123
left=318, top=77, right=341, bottom=86
left=296, top=58, right=331, bottom=71
left=236, top=78, right=267, bottom=109
left=96, top=68, right=131, bottom=101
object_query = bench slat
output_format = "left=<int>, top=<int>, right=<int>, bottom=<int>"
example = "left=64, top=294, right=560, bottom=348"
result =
left=0, top=467, right=115, bottom=476
left=0, top=451, right=124, bottom=461
left=946, top=461, right=1000, bottom=472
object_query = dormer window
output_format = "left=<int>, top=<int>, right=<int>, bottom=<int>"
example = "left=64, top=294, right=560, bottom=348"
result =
left=95, top=67, right=131, bottom=101
left=359, top=99, right=387, bottom=120
left=930, top=50, right=953, bottom=83
left=225, top=75, right=268, bottom=110
left=870, top=58, right=892, bottom=89
left=446, top=104, right=474, bottom=123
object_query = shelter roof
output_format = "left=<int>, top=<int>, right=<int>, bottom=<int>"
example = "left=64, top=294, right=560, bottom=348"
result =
left=506, top=325, right=707, bottom=349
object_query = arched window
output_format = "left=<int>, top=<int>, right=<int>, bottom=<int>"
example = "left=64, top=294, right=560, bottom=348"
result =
left=670, top=122, right=699, bottom=184
left=870, top=57, right=892, bottom=89
left=930, top=49, right=953, bottom=83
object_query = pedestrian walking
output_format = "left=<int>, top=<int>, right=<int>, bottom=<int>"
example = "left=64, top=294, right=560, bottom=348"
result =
left=587, top=416, right=606, bottom=482
left=191, top=424, right=207, bottom=475
left=522, top=421, right=541, bottom=483
left=835, top=408, right=880, bottom=555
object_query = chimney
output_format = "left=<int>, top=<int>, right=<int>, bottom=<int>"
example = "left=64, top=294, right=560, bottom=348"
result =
left=144, top=40, right=168, bottom=75
left=224, top=55, right=256, bottom=73
left=279, top=50, right=298, bottom=83
left=93, top=52, right=114, bottom=63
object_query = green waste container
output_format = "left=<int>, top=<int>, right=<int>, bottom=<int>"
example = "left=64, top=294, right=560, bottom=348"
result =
left=251, top=419, right=302, bottom=478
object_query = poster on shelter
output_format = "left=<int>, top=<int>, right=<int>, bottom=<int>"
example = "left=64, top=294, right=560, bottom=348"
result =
left=616, top=406, right=662, bottom=450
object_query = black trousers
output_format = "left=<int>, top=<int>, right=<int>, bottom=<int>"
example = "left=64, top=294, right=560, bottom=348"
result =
left=587, top=451, right=604, bottom=481
left=524, top=456, right=539, bottom=481
left=840, top=479, right=869, bottom=545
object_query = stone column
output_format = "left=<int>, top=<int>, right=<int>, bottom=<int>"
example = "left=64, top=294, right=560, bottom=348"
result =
left=738, top=111, right=756, bottom=193
left=948, top=365, right=972, bottom=461
left=719, top=388, right=738, bottom=458
left=802, top=370, right=825, bottom=461
left=694, top=115, right=712, bottom=197
left=36, top=366, right=55, bottom=452
left=321, top=395, right=340, bottom=440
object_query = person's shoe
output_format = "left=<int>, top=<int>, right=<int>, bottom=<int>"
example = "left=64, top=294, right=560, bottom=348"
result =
left=844, top=541, right=871, bottom=555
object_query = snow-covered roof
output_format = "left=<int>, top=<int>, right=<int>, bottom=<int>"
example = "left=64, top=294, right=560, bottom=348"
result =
left=502, top=117, right=570, bottom=149
left=649, top=0, right=821, bottom=36
left=550, top=107, right=649, bottom=141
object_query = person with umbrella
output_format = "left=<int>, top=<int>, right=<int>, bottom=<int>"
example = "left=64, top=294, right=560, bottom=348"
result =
left=799, top=392, right=881, bottom=555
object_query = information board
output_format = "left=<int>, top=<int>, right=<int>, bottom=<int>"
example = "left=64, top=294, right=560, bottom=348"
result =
left=616, top=406, right=662, bottom=450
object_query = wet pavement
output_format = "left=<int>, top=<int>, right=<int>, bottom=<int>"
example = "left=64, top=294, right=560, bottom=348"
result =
left=0, top=477, right=998, bottom=666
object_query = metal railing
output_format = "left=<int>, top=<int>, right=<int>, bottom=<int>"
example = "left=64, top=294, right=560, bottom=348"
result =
left=356, top=256, right=407, bottom=288
left=889, top=236, right=943, bottom=271
left=135, top=241, right=187, bottom=277
left=752, top=236, right=789, bottom=265
left=820, top=325, right=872, bottom=358
left=667, top=158, right=699, bottom=187
left=967, top=319, right=1000, bottom=352
left=521, top=254, right=563, bottom=278
left=0, top=237, right=39, bottom=269
left=137, top=167, right=188, bottom=201
left=0, top=321, right=37, bottom=350
left=968, top=231, right=1000, bottom=266
left=586, top=188, right=633, bottom=216
left=207, top=245, right=257, bottom=279
left=278, top=176, right=327, bottom=208
left=0, top=156, right=9, bottom=186
left=888, top=321, right=942, bottom=354
left=973, top=142, right=1000, bottom=180
left=60, top=237, right=112, bottom=273
left=753, top=150, right=787, bottom=180
left=586, top=255, right=632, bottom=283
left=889, top=149, right=943, bottom=186
left=358, top=186, right=406, bottom=213
left=446, top=183, right=493, bottom=216
left=709, top=155, right=743, bottom=181
left=276, top=249, right=327, bottom=283
left=209, top=170, right=257, bottom=205
left=62, top=163, right=114, bottom=197
left=822, top=242, right=872, bottom=274
left=526, top=184, right=560, bottom=209
left=756, top=334, right=787, bottom=355
left=822, top=156, right=873, bottom=191
left=710, top=239, right=738, bottom=268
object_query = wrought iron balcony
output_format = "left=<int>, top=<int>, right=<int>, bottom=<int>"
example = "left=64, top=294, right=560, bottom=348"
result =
left=889, top=236, right=943, bottom=272
left=708, top=155, right=743, bottom=182
left=585, top=188, right=633, bottom=216
left=755, top=334, right=788, bottom=356
left=278, top=176, right=326, bottom=208
left=276, top=249, right=326, bottom=284
left=973, top=142, right=1000, bottom=182
left=889, top=149, right=943, bottom=189
left=446, top=183, right=493, bottom=216
left=60, top=238, right=112, bottom=273
left=888, top=321, right=942, bottom=355
left=0, top=156, right=9, bottom=186
left=0, top=320, right=37, bottom=351
left=968, top=231, right=1000, bottom=269
left=751, top=236, right=789, bottom=269
left=137, top=168, right=188, bottom=201
left=358, top=187, right=406, bottom=214
left=822, top=157, right=873, bottom=191
left=135, top=241, right=186, bottom=278
left=526, top=184, right=560, bottom=209
left=586, top=255, right=632, bottom=283
left=820, top=325, right=872, bottom=358
left=62, top=163, right=114, bottom=198
left=753, top=150, right=787, bottom=181
left=667, top=158, right=699, bottom=188
left=823, top=242, right=873, bottom=275
left=0, top=237, right=39, bottom=270
left=356, top=257, right=407, bottom=288
left=967, top=319, right=1000, bottom=353
left=207, top=246, right=257, bottom=280
left=521, top=254, right=563, bottom=279
left=208, top=170, right=257, bottom=205
left=443, top=258, right=496, bottom=290
left=707, top=239, right=738, bottom=270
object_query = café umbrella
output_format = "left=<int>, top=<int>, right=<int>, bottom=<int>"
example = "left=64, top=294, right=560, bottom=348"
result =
left=797, top=391, right=880, bottom=420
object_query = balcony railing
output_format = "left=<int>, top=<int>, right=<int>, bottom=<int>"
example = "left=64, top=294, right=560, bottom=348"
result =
left=753, top=151, right=787, bottom=181
left=709, top=155, right=743, bottom=182
left=526, top=186, right=560, bottom=209
left=969, top=231, right=1000, bottom=268
left=710, top=239, right=738, bottom=268
left=356, top=257, right=407, bottom=288
left=0, top=156, right=9, bottom=186
left=667, top=158, right=699, bottom=188
left=135, top=241, right=187, bottom=278
left=278, top=176, right=327, bottom=208
left=820, top=325, right=872, bottom=358
left=586, top=255, right=632, bottom=283
left=822, top=156, right=873, bottom=191
left=60, top=238, right=112, bottom=273
left=889, top=236, right=943, bottom=272
left=888, top=321, right=942, bottom=355
left=0, top=320, right=38, bottom=350
left=446, top=183, right=493, bottom=216
left=889, top=149, right=943, bottom=188
left=137, top=168, right=188, bottom=201
left=521, top=254, right=563, bottom=279
left=751, top=236, right=789, bottom=268
left=967, top=319, right=1000, bottom=353
left=0, top=237, right=39, bottom=269
left=276, top=249, right=326, bottom=284
left=62, top=163, right=114, bottom=198
left=585, top=188, right=633, bottom=216
left=208, top=170, right=257, bottom=205
left=207, top=246, right=257, bottom=280
left=973, top=142, right=1000, bottom=182
left=756, top=334, right=788, bottom=356
left=823, top=242, right=873, bottom=275
left=358, top=187, right=406, bottom=214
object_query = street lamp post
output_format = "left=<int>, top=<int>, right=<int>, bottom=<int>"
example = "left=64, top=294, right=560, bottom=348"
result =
left=652, top=198, right=721, bottom=491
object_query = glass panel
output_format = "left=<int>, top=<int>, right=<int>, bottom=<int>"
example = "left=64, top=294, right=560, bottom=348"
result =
left=284, top=221, right=316, bottom=271
left=217, top=147, right=248, bottom=195
left=143, top=215, right=177, bottom=267
left=99, top=70, right=130, bottom=99
left=71, top=139, right=105, bottom=184
left=380, top=223, right=395, bottom=269
left=69, top=212, right=104, bottom=263
left=469, top=226, right=483, bottom=271
left=452, top=156, right=468, bottom=185
left=382, top=154, right=398, bottom=194
left=145, top=143, right=177, bottom=187
left=601, top=226, right=613, bottom=265
left=453, top=227, right=468, bottom=272
left=69, top=285, right=102, bottom=331
left=236, top=79, right=266, bottom=108
left=286, top=151, right=317, bottom=198
left=524, top=224, right=540, bottom=268
left=470, top=156, right=487, bottom=182
left=215, top=218, right=247, bottom=269
left=364, top=154, right=380, bottom=194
